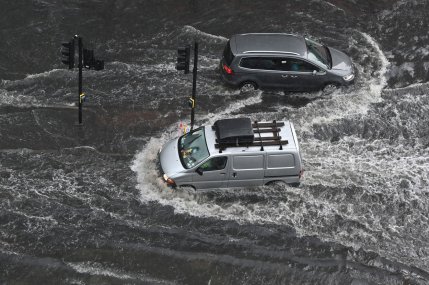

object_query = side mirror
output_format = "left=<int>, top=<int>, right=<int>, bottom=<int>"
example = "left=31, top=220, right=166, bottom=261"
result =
left=312, top=70, right=317, bottom=75
left=196, top=167, right=204, bottom=176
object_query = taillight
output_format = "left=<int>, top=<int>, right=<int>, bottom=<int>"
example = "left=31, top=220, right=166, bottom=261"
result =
left=223, top=64, right=233, bottom=75
left=299, top=169, right=304, bottom=179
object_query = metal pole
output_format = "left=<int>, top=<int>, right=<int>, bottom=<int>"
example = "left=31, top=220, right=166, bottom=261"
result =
left=77, top=36, right=83, bottom=124
left=191, top=42, right=198, bottom=131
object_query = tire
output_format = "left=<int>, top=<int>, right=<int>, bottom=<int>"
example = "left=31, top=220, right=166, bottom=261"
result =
left=265, top=180, right=286, bottom=187
left=179, top=185, right=196, bottom=191
left=322, top=83, right=338, bottom=94
left=240, top=81, right=258, bottom=93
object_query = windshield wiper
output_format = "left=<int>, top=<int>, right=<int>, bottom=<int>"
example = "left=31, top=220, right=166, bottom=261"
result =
left=185, top=134, right=201, bottom=146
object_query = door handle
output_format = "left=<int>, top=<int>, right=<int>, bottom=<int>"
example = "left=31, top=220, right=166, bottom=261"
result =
left=233, top=173, right=237, bottom=177
left=281, top=75, right=289, bottom=78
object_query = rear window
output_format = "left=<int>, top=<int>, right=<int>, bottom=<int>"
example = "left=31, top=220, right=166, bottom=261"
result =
left=267, top=154, right=295, bottom=168
left=223, top=41, right=235, bottom=65
left=240, top=57, right=276, bottom=70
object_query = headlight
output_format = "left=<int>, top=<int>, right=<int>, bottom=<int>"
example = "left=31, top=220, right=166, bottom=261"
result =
left=343, top=73, right=355, bottom=81
left=163, top=174, right=176, bottom=186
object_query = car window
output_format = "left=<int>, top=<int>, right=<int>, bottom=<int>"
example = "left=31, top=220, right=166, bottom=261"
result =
left=278, top=58, right=319, bottom=72
left=240, top=57, right=277, bottom=70
left=199, top=156, right=227, bottom=171
left=305, top=38, right=331, bottom=69
left=240, top=57, right=319, bottom=72
left=178, top=128, right=210, bottom=169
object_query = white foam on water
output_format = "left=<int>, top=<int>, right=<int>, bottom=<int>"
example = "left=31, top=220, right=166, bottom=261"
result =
left=109, top=61, right=177, bottom=73
left=0, top=69, right=77, bottom=107
left=67, top=262, right=173, bottom=284
left=0, top=86, right=45, bottom=107
left=318, top=0, right=346, bottom=14
left=384, top=81, right=429, bottom=93
left=8, top=210, right=58, bottom=224
left=23, top=69, right=67, bottom=80
left=288, top=31, right=389, bottom=134
left=181, top=25, right=228, bottom=43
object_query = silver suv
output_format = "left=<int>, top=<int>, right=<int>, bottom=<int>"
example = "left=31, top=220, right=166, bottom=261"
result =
left=220, top=33, right=354, bottom=92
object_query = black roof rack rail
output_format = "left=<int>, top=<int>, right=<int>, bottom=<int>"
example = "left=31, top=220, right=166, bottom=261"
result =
left=254, top=121, right=264, bottom=151
left=215, top=140, right=289, bottom=150
left=214, top=119, right=288, bottom=152
left=251, top=121, right=285, bottom=128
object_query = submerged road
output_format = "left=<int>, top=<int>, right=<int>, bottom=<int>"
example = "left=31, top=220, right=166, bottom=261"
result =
left=1, top=0, right=429, bottom=284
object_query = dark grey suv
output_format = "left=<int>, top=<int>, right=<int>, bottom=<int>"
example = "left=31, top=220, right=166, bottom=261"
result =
left=220, top=33, right=354, bottom=92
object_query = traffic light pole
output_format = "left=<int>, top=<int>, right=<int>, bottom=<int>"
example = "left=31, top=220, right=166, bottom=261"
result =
left=61, top=35, right=104, bottom=125
left=190, top=42, right=198, bottom=131
left=77, top=36, right=83, bottom=125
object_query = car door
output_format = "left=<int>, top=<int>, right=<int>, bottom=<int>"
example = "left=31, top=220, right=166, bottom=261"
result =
left=192, top=156, right=229, bottom=189
left=239, top=57, right=294, bottom=89
left=228, top=154, right=265, bottom=188
left=281, top=58, right=325, bottom=91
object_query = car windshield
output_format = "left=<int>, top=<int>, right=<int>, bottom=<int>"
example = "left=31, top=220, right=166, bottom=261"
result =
left=305, top=38, right=331, bottom=69
left=178, top=127, right=210, bottom=169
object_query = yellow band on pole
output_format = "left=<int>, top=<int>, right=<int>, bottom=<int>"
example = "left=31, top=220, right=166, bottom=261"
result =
left=188, top=97, right=195, bottom=108
left=79, top=93, right=85, bottom=103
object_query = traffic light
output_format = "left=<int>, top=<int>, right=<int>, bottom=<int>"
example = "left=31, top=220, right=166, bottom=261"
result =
left=176, top=46, right=190, bottom=74
left=83, top=48, right=105, bottom=70
left=83, top=48, right=94, bottom=68
left=93, top=60, right=104, bottom=71
left=61, top=39, right=75, bottom=69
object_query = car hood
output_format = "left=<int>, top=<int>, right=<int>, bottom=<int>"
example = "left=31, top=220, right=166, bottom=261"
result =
left=159, top=138, right=184, bottom=177
left=328, top=47, right=353, bottom=72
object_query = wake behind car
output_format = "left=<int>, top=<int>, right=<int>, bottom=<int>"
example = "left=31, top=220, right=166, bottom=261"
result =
left=220, top=33, right=354, bottom=92
left=159, top=118, right=303, bottom=190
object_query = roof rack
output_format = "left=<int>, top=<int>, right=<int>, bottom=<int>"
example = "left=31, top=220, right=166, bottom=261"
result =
left=213, top=118, right=288, bottom=152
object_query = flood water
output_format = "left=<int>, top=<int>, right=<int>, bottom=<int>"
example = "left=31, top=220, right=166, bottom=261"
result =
left=1, top=1, right=429, bottom=284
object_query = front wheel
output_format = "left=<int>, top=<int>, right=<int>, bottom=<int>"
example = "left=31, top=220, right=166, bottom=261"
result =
left=179, top=185, right=196, bottom=192
left=322, top=83, right=338, bottom=94
left=240, top=81, right=258, bottom=93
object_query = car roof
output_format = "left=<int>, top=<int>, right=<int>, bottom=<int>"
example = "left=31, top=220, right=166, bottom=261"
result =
left=230, top=33, right=307, bottom=57
left=204, top=120, right=299, bottom=156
